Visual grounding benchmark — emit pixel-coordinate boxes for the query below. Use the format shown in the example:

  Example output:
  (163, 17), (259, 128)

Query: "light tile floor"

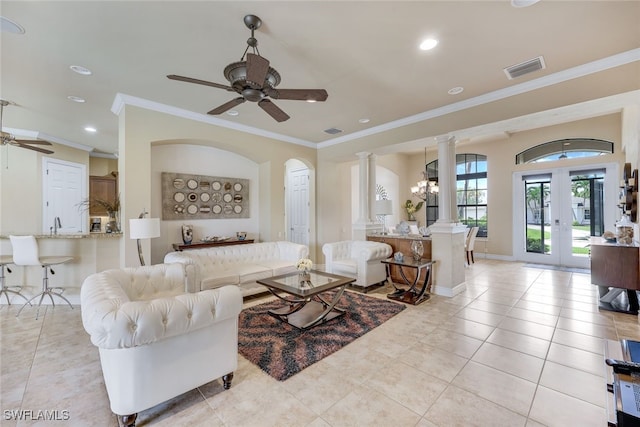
(2, 260), (640, 426)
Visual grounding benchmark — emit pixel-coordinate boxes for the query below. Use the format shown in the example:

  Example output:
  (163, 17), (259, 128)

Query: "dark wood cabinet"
(172, 239), (255, 251)
(367, 235), (432, 284)
(89, 175), (118, 215)
(590, 237), (640, 290)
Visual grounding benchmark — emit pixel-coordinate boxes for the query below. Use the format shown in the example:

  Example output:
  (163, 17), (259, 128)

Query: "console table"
(172, 239), (254, 251)
(590, 237), (640, 314)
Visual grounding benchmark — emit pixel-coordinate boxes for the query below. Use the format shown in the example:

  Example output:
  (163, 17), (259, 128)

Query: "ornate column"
(355, 152), (370, 224)
(430, 135), (467, 297)
(368, 153), (377, 223)
(352, 152), (381, 240)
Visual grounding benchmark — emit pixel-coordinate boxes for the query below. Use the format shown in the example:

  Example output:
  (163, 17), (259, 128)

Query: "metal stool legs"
(16, 264), (73, 319)
(0, 260), (31, 305)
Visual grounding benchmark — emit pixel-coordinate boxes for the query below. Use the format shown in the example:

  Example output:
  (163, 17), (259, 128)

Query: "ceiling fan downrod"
(241, 15), (262, 59)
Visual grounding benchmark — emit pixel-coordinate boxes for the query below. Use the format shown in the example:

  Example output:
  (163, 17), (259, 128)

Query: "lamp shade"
(375, 199), (393, 215)
(129, 218), (160, 239)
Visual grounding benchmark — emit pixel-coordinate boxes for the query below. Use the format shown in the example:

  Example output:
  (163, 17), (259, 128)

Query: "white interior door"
(287, 167), (309, 246)
(513, 163), (617, 269)
(43, 158), (87, 234)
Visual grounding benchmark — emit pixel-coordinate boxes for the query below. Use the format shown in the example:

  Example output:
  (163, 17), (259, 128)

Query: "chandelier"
(411, 148), (438, 201)
(411, 171), (439, 201)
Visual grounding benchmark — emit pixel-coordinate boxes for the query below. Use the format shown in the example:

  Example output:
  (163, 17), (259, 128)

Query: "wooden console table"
(590, 236), (640, 314)
(172, 239), (254, 251)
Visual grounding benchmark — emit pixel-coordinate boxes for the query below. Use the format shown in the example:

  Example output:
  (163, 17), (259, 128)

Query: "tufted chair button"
(187, 312), (193, 319)
(162, 318), (168, 325)
(130, 324), (137, 331)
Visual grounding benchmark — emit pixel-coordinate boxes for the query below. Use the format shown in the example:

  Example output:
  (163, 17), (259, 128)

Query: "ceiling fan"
(167, 14), (328, 122)
(0, 100), (54, 154)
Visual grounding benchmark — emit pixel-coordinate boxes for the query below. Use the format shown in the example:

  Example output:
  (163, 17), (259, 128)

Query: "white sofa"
(164, 241), (309, 297)
(80, 263), (243, 426)
(322, 240), (392, 292)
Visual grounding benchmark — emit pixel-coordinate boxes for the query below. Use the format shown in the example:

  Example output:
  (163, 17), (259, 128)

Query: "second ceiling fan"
(168, 14), (328, 122)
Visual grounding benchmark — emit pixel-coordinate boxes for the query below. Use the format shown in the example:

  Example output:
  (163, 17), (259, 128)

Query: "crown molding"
(110, 94), (316, 148)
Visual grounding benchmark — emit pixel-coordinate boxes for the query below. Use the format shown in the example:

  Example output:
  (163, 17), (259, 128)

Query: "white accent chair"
(322, 240), (392, 292)
(81, 263), (243, 427)
(9, 235), (74, 318)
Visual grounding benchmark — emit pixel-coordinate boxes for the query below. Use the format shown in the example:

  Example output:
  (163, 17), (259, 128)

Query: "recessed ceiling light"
(511, 0), (541, 7)
(448, 87), (464, 95)
(67, 95), (86, 103)
(358, 118), (370, 124)
(419, 38), (438, 51)
(70, 65), (92, 76)
(0, 16), (25, 34)
(84, 126), (97, 133)
(226, 110), (239, 116)
(306, 99), (317, 103)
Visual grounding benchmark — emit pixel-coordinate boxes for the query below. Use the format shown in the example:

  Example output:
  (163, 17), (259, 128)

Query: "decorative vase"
(410, 240), (424, 261)
(107, 211), (119, 233)
(298, 270), (311, 285)
(182, 224), (193, 244)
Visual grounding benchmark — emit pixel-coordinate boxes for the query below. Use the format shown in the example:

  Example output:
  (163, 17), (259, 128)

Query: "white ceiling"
(1, 1), (639, 157)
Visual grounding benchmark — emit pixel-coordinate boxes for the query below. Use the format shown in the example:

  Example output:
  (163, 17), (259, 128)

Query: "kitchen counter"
(0, 234), (122, 306)
(0, 233), (123, 239)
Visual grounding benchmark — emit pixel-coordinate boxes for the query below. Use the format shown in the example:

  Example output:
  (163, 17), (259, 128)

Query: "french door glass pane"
(525, 180), (551, 254)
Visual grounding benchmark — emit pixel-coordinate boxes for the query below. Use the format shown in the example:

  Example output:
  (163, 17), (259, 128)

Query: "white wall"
(150, 144), (259, 264)
(350, 165), (400, 227)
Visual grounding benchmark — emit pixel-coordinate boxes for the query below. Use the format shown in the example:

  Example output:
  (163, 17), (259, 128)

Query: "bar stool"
(9, 235), (74, 318)
(0, 255), (31, 305)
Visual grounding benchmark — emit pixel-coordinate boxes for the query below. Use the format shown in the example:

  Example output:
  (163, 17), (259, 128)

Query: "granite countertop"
(1, 233), (123, 239)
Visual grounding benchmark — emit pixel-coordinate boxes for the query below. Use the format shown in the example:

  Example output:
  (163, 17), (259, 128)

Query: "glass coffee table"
(257, 270), (355, 330)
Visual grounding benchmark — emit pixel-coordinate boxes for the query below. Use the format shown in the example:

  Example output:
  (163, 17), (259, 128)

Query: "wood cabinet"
(89, 175), (118, 215)
(367, 235), (432, 284)
(172, 239), (255, 251)
(590, 237), (640, 290)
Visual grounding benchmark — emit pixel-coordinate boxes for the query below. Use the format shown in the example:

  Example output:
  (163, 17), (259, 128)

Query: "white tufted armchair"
(80, 263), (243, 426)
(322, 240), (392, 292)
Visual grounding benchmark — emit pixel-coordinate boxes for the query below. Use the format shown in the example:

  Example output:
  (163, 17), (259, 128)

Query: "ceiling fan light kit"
(167, 14), (328, 122)
(0, 100), (54, 154)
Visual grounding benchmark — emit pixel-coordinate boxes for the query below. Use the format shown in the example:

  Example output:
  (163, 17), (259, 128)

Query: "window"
(424, 154), (488, 237)
(515, 138), (613, 164)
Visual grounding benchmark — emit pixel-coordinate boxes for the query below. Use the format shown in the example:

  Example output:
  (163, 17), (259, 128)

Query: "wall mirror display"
(162, 172), (249, 220)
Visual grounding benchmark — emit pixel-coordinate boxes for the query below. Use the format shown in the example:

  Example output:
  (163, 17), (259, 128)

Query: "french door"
(513, 163), (618, 269)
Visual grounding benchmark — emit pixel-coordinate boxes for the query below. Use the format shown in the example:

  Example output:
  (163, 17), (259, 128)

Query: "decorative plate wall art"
(162, 172), (250, 220)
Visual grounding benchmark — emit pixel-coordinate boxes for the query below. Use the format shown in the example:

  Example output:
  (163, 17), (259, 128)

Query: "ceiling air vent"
(503, 56), (546, 80)
(324, 127), (343, 135)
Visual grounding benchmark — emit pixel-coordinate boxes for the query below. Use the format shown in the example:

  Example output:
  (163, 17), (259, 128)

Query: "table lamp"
(375, 199), (393, 235)
(129, 211), (160, 266)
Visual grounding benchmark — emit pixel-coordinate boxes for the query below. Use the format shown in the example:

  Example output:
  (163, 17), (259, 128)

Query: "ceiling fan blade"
(207, 97), (246, 115)
(246, 53), (270, 89)
(14, 139), (52, 145)
(14, 142), (54, 155)
(167, 74), (234, 91)
(267, 88), (328, 102)
(258, 99), (290, 122)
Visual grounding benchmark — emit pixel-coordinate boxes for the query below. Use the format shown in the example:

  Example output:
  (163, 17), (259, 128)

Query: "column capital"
(435, 134), (457, 145)
(356, 152), (371, 159)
